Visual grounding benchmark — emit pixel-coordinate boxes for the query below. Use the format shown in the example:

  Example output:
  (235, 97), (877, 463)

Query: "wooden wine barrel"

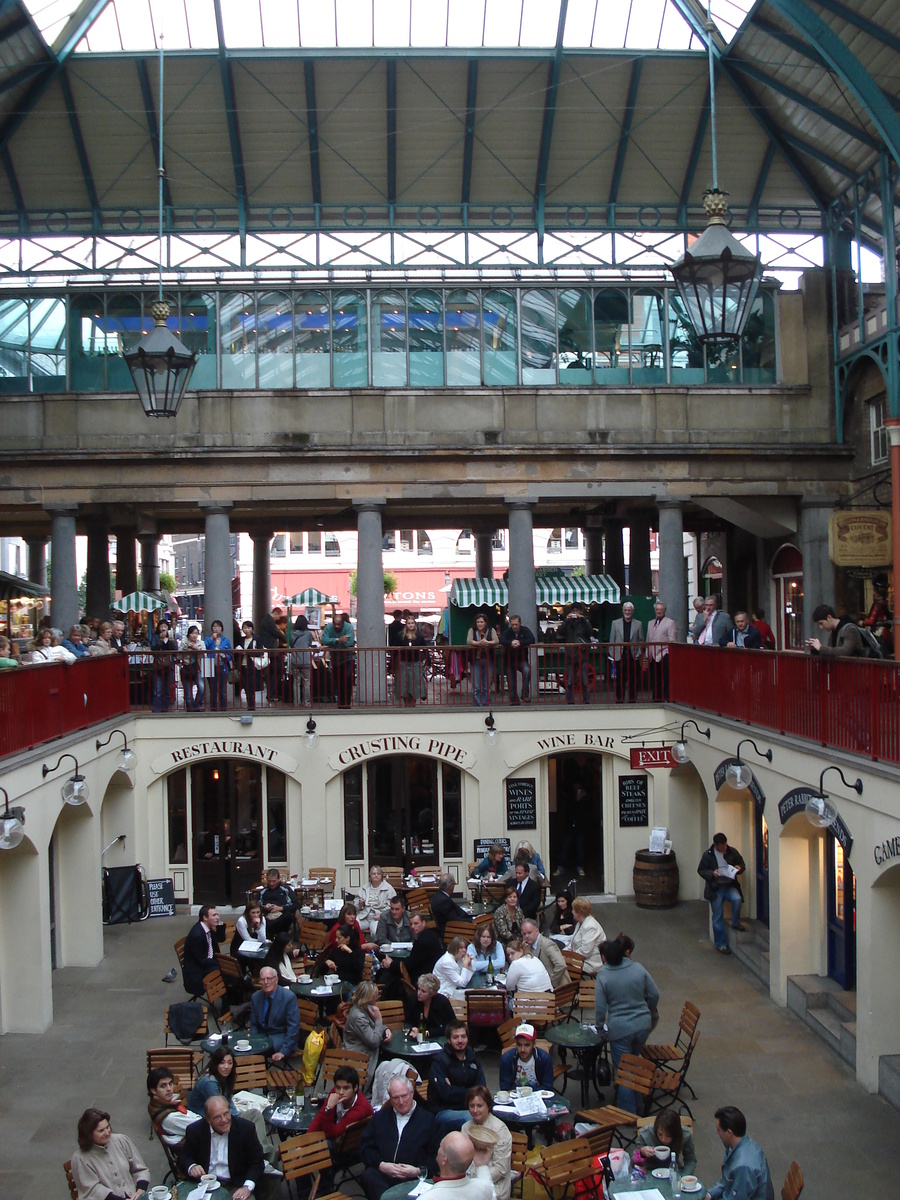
(633, 850), (679, 909)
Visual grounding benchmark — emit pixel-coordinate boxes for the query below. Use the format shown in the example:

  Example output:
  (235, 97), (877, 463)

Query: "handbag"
(202, 657), (216, 678)
(255, 652), (270, 670)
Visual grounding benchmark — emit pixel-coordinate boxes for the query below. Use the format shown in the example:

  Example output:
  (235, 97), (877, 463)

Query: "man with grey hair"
(609, 601), (644, 703)
(432, 1131), (492, 1200)
(647, 599), (677, 700)
(356, 864), (397, 937)
(521, 919), (570, 988)
(178, 1096), (266, 1200)
(360, 1075), (438, 1200)
(431, 873), (472, 939)
(249, 966), (299, 1062)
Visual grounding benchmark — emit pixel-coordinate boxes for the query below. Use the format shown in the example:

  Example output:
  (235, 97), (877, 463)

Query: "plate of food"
(651, 1169), (670, 1179)
(539, 1090), (555, 1099)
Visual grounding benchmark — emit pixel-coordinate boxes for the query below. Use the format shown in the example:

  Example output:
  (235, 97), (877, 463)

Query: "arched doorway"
(342, 755), (463, 874)
(548, 753), (603, 890)
(771, 543), (803, 650)
(826, 831), (855, 989)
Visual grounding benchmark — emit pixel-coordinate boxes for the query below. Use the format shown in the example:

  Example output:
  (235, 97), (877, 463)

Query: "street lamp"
(672, 719), (711, 764)
(0, 787), (25, 850)
(43, 753), (89, 805)
(805, 766), (863, 828)
(725, 738), (772, 790)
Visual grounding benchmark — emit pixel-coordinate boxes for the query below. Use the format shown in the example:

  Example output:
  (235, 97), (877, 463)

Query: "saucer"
(680, 1184), (702, 1194)
(652, 1169), (670, 1179)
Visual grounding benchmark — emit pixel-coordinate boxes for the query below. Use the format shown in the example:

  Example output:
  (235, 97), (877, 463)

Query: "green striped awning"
(536, 574), (621, 606)
(449, 578), (508, 607)
(112, 590), (167, 614)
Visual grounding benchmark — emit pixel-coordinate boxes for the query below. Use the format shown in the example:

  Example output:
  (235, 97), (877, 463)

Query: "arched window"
(332, 290), (367, 387)
(257, 291), (293, 388)
(409, 289), (443, 387)
(295, 290), (330, 388)
(547, 529), (562, 554)
(557, 288), (592, 384)
(521, 289), (556, 385)
(220, 292), (256, 388)
(417, 530), (433, 556)
(373, 289), (407, 386)
(628, 289), (666, 384)
(593, 288), (629, 384)
(482, 290), (517, 385)
(179, 293), (216, 388)
(446, 289), (481, 385)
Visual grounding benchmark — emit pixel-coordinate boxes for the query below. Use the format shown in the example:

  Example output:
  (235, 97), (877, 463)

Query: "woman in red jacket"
(308, 1064), (373, 1141)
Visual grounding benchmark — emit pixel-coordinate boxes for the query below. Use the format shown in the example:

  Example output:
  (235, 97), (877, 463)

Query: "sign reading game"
(506, 778), (537, 830)
(618, 775), (649, 827)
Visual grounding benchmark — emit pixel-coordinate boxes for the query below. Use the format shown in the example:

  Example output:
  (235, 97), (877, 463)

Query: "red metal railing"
(0, 655), (130, 759)
(668, 644), (900, 764)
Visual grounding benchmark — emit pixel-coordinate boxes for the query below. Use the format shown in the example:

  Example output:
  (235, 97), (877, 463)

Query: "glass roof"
(21, 0), (756, 54)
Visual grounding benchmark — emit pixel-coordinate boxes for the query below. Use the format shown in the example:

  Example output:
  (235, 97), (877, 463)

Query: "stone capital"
(44, 503), (78, 516)
(353, 500), (386, 513)
(199, 501), (234, 516)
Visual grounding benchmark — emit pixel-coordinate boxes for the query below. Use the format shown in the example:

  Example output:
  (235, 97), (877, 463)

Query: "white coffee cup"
(496, 1090), (510, 1103)
(518, 1086), (533, 1097)
(655, 1146), (671, 1163)
(151, 1186), (169, 1200)
(200, 1174), (217, 1188)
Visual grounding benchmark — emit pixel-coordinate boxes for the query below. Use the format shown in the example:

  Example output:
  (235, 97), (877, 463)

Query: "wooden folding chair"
(146, 1046), (203, 1088)
(298, 997), (321, 1035)
(331, 1113), (373, 1184)
(152, 1122), (183, 1182)
(164, 1003), (208, 1045)
(449, 996), (466, 1021)
(404, 887), (431, 915)
(321, 1048), (369, 1092)
(376, 999), (406, 1029)
(782, 1161), (804, 1200)
(646, 1035), (700, 1118)
(509, 1131), (529, 1199)
(533, 1137), (603, 1200)
(444, 920), (476, 946)
(512, 990), (556, 1031)
(308, 868), (337, 896)
(553, 982), (578, 1022)
(174, 937), (199, 998)
(642, 1001), (701, 1098)
(299, 920), (328, 957)
(399, 963), (416, 996)
(466, 989), (508, 1034)
(473, 911), (494, 931)
(575, 976), (595, 1021)
(202, 970), (235, 1032)
(561, 949), (585, 984)
(234, 1053), (269, 1092)
(63, 1160), (79, 1200)
(383, 867), (404, 891)
(279, 1132), (355, 1200)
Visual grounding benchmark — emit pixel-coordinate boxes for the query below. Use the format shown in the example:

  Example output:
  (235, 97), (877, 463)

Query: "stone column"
(799, 500), (836, 641)
(251, 532), (274, 632)
(584, 527), (604, 577)
(474, 531), (494, 579)
(112, 528), (137, 596)
(629, 516), (653, 596)
(507, 502), (537, 637)
(48, 506), (78, 631)
(356, 503), (386, 702)
(201, 504), (234, 632)
(139, 529), (160, 593)
(604, 519), (626, 592)
(657, 501), (688, 640)
(85, 519), (111, 619)
(27, 536), (48, 619)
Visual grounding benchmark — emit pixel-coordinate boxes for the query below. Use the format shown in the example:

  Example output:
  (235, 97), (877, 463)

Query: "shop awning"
(0, 571), (49, 602)
(112, 590), (166, 614)
(290, 588), (338, 606)
(536, 574), (620, 606)
(449, 578), (508, 607)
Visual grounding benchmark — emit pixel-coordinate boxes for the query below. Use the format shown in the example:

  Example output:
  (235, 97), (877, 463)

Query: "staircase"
(787, 974), (857, 1068)
(730, 919), (769, 986)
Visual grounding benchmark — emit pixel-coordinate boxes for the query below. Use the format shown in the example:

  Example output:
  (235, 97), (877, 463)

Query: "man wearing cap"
(499, 1024), (555, 1092)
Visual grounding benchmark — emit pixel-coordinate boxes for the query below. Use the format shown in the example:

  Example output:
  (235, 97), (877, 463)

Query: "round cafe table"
(288, 978), (343, 1021)
(383, 1030), (446, 1064)
(263, 1101), (316, 1139)
(200, 1033), (272, 1056)
(175, 1181), (236, 1199)
(543, 1023), (608, 1107)
(492, 1089), (571, 1148)
(380, 1180), (423, 1200)
(609, 1173), (706, 1197)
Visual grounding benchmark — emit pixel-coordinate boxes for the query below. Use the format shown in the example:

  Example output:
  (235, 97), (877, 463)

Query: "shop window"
(220, 291), (256, 388)
(179, 293), (216, 388)
(373, 289), (407, 386)
(456, 529), (474, 555)
(257, 291), (293, 388)
(417, 530), (433, 555)
(266, 768), (287, 862)
(271, 534), (286, 557)
(547, 528), (562, 554)
(409, 288), (443, 387)
(565, 528), (579, 549)
(325, 533), (340, 557)
(167, 772), (188, 864)
(383, 530), (397, 551)
(871, 398), (889, 466)
(629, 289), (666, 384)
(491, 530), (505, 550)
(521, 289), (557, 385)
(557, 288), (592, 384)
(343, 765), (364, 859)
(308, 531), (322, 554)
(399, 529), (414, 552)
(289, 532), (304, 554)
(442, 764), (462, 858)
(593, 288), (629, 383)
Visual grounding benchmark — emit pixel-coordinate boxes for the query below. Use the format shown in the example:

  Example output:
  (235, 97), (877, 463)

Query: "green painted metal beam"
(59, 68), (100, 232)
(608, 59), (642, 213)
(135, 58), (174, 216)
(461, 60), (477, 207)
(212, 0), (247, 247)
(678, 79), (710, 223)
(0, 146), (26, 233)
(386, 60), (397, 208)
(768, 0), (900, 173)
(748, 141), (776, 224)
(304, 61), (322, 210)
(533, 0), (568, 258)
(812, 0), (900, 58)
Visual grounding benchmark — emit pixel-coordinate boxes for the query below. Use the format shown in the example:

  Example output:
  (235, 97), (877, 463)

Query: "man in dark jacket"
(511, 861), (541, 920)
(697, 834), (747, 955)
(806, 604), (867, 657)
(720, 611), (762, 649)
(500, 614), (536, 704)
(559, 604), (594, 704)
(431, 874), (473, 939)
(179, 1097), (269, 1200)
(182, 905), (226, 996)
(259, 868), (298, 937)
(404, 911), (444, 982)
(428, 1020), (486, 1133)
(360, 1075), (437, 1200)
(499, 1023), (555, 1091)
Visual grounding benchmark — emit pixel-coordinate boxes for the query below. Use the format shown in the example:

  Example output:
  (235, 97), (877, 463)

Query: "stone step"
(878, 1054), (900, 1113)
(827, 990), (856, 1025)
(806, 1004), (844, 1056)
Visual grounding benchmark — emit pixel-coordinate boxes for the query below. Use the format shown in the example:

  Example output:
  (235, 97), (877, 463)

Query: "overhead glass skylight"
(51, 0), (755, 54)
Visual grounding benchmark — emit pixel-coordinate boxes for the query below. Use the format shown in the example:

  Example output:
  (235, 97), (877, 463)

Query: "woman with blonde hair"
(504, 939), (552, 994)
(403, 972), (455, 1038)
(342, 980), (391, 1089)
(570, 896), (606, 976)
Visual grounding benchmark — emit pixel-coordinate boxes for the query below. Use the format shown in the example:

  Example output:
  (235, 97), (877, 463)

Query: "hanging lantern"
(124, 301), (197, 417)
(670, 189), (763, 342)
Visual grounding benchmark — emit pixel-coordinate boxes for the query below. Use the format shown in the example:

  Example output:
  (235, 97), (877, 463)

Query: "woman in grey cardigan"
(594, 936), (660, 1113)
(342, 981), (390, 1092)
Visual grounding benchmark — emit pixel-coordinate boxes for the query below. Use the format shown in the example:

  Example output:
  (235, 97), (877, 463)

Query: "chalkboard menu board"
(473, 837), (512, 861)
(618, 775), (649, 827)
(506, 778), (537, 830)
(147, 877), (176, 918)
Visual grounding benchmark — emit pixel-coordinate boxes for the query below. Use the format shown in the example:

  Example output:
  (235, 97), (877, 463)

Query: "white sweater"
(505, 955), (553, 993)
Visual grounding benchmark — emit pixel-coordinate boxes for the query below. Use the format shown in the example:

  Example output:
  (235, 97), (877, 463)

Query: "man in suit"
(520, 919), (570, 988)
(360, 1075), (438, 1200)
(249, 966), (299, 1062)
(647, 599), (678, 700)
(178, 1096), (269, 1200)
(431, 874), (473, 939)
(182, 905), (226, 997)
(431, 1132), (492, 1200)
(404, 911), (445, 983)
(511, 861), (540, 920)
(609, 601), (644, 703)
(720, 611), (762, 650)
(694, 595), (733, 647)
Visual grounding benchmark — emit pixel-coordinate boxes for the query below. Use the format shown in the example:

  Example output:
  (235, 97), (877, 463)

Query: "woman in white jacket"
(434, 937), (474, 997)
(570, 896), (606, 976)
(504, 941), (552, 994)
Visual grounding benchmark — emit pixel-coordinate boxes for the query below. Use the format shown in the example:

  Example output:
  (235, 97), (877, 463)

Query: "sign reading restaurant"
(151, 741), (298, 774)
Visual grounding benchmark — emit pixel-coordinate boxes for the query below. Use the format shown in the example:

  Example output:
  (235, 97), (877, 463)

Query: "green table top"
(376, 946), (411, 959)
(379, 1181), (422, 1200)
(492, 1090), (570, 1126)
(609, 1174), (705, 1197)
(468, 971), (508, 990)
(544, 1023), (606, 1049)
(263, 1102), (315, 1134)
(385, 1030), (447, 1059)
(289, 980), (343, 1000)
(174, 1182), (235, 1199)
(200, 1033), (271, 1055)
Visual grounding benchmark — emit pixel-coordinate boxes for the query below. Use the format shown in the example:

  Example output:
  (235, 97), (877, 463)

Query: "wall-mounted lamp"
(42, 753), (89, 805)
(96, 728), (137, 773)
(725, 738), (773, 790)
(305, 715), (319, 748)
(484, 711), (497, 743)
(0, 786), (25, 850)
(672, 720), (711, 764)
(805, 766), (863, 828)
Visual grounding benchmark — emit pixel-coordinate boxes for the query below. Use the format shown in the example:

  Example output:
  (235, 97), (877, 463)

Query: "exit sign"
(630, 747), (676, 769)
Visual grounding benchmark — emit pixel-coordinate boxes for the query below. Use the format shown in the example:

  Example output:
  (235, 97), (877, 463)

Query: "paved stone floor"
(2, 898), (898, 1199)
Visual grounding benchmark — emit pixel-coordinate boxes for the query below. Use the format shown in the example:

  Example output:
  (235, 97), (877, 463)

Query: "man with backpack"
(805, 604), (870, 658)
